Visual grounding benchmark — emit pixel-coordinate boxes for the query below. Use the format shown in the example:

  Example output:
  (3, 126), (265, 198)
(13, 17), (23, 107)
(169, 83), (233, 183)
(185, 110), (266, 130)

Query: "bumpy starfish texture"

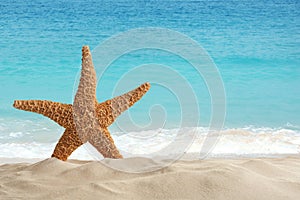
(13, 46), (150, 161)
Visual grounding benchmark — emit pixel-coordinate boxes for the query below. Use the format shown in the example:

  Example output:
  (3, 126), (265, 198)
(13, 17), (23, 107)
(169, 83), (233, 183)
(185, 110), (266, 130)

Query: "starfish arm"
(74, 45), (97, 102)
(96, 82), (151, 127)
(13, 100), (73, 128)
(72, 46), (123, 158)
(51, 128), (83, 161)
(73, 46), (99, 142)
(88, 127), (123, 159)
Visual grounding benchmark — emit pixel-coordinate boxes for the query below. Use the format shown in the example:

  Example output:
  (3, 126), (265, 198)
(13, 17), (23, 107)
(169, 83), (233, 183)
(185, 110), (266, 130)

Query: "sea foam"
(0, 124), (299, 160)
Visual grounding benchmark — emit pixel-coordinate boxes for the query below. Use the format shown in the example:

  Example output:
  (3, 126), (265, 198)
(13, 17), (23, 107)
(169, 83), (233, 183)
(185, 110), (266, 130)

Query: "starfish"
(13, 46), (150, 161)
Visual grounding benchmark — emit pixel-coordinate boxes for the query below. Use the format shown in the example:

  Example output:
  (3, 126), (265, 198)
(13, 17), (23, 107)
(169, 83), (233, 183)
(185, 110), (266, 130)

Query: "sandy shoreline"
(1, 156), (300, 200)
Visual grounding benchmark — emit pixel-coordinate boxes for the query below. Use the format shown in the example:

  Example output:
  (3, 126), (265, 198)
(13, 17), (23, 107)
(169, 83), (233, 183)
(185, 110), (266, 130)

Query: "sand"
(0, 157), (300, 200)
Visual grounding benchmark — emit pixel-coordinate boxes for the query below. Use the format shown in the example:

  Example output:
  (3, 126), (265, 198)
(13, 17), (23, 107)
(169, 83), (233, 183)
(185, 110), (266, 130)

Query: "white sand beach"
(1, 156), (300, 200)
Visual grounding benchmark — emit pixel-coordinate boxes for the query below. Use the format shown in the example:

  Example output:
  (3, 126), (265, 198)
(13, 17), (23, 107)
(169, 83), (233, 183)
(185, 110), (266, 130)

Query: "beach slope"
(0, 157), (300, 200)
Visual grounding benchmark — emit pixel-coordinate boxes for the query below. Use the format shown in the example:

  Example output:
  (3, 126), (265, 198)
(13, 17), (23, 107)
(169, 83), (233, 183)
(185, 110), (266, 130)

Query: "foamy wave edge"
(0, 126), (299, 160)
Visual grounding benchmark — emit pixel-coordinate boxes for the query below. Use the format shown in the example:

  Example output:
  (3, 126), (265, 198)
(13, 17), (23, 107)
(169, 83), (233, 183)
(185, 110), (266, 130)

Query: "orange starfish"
(13, 46), (150, 161)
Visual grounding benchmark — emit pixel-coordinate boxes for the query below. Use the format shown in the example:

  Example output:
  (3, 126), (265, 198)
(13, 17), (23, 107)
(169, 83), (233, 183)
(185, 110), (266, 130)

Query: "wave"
(0, 121), (299, 159)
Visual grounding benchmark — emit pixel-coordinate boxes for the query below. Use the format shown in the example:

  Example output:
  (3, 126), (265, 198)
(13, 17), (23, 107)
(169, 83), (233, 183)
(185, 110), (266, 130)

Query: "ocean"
(0, 0), (299, 159)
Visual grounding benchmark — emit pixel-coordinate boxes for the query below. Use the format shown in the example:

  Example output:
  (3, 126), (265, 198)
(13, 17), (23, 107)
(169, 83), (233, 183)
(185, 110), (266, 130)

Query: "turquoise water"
(0, 0), (299, 158)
